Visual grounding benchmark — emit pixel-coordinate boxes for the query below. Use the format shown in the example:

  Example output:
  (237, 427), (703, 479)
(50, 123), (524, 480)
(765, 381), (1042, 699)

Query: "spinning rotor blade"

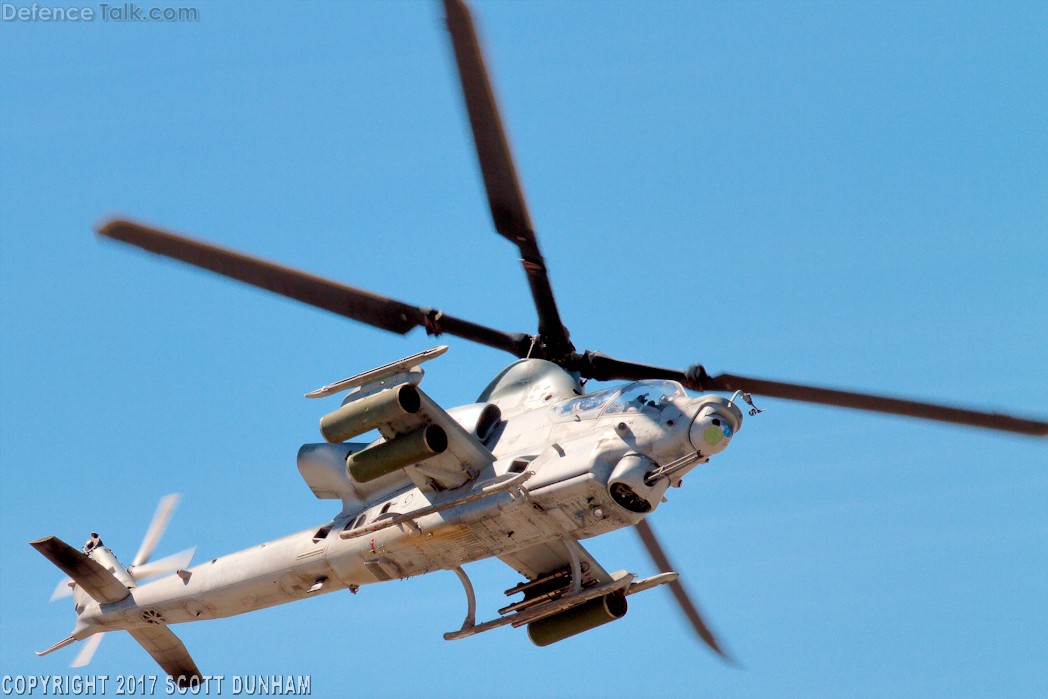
(98, 220), (530, 358)
(71, 633), (105, 669)
(574, 352), (1048, 436)
(692, 370), (1048, 436)
(132, 493), (180, 569)
(50, 578), (74, 601)
(443, 0), (572, 358)
(131, 547), (196, 581)
(635, 519), (729, 659)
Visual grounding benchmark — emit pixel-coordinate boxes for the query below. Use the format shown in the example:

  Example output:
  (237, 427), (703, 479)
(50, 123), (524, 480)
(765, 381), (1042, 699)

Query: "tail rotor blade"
(635, 519), (731, 660)
(131, 547), (196, 581)
(132, 494), (181, 568)
(50, 577), (75, 601)
(70, 633), (105, 668)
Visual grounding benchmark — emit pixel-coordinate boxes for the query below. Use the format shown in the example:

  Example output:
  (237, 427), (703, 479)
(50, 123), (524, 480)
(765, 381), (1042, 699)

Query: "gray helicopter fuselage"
(71, 360), (741, 639)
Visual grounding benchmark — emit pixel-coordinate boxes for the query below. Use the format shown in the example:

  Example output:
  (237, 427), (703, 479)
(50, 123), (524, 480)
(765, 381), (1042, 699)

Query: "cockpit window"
(601, 381), (684, 416)
(551, 387), (618, 420)
(551, 381), (684, 420)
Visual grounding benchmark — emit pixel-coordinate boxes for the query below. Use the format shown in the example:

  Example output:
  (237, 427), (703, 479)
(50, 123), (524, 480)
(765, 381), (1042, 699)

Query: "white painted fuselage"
(69, 360), (742, 642)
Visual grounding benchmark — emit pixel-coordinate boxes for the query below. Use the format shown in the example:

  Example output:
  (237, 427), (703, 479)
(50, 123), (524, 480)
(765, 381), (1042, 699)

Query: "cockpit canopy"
(552, 380), (686, 421)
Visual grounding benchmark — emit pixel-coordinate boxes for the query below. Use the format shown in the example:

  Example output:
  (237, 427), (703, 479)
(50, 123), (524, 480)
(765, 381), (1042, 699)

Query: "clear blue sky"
(2, 1), (1046, 697)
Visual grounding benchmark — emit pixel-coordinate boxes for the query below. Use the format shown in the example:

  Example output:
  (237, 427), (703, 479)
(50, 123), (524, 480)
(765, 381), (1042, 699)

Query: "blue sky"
(1, 1), (1046, 697)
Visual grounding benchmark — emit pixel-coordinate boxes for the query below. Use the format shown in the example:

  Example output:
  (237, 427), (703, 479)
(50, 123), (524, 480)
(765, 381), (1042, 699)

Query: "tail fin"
(128, 626), (202, 687)
(29, 536), (130, 604)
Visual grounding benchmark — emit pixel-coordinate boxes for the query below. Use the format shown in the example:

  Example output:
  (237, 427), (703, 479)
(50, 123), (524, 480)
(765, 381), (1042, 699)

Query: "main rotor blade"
(132, 493), (180, 568)
(443, 0), (572, 357)
(98, 220), (530, 358)
(695, 370), (1048, 436)
(574, 352), (1048, 437)
(635, 519), (730, 659)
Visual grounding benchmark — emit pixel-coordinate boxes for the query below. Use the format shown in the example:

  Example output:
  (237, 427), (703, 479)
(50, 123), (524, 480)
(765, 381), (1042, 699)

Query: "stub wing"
(499, 540), (613, 588)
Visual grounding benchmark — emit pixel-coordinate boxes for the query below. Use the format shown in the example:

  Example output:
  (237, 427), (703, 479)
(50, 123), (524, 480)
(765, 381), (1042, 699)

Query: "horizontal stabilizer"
(128, 625), (202, 687)
(29, 536), (130, 604)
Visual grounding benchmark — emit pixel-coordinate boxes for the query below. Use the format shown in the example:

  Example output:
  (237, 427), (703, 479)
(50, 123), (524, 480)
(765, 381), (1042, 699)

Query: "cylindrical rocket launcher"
(346, 424), (448, 483)
(318, 383), (449, 483)
(526, 592), (628, 646)
(319, 383), (422, 443)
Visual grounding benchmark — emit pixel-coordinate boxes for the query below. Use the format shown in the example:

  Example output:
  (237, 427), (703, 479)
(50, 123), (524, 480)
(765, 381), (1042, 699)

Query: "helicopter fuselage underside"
(75, 374), (741, 638)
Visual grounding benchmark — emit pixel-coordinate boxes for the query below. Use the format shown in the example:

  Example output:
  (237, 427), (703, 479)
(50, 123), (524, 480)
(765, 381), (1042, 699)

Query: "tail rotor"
(44, 493), (195, 671)
(70, 633), (104, 668)
(51, 493), (194, 602)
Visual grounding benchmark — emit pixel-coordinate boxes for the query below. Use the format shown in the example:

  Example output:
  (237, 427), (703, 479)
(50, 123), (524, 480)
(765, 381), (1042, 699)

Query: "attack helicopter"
(31, 0), (1047, 686)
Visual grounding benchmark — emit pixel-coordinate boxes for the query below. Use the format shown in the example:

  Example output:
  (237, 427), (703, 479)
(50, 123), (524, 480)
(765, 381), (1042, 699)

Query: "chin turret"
(688, 396), (744, 457)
